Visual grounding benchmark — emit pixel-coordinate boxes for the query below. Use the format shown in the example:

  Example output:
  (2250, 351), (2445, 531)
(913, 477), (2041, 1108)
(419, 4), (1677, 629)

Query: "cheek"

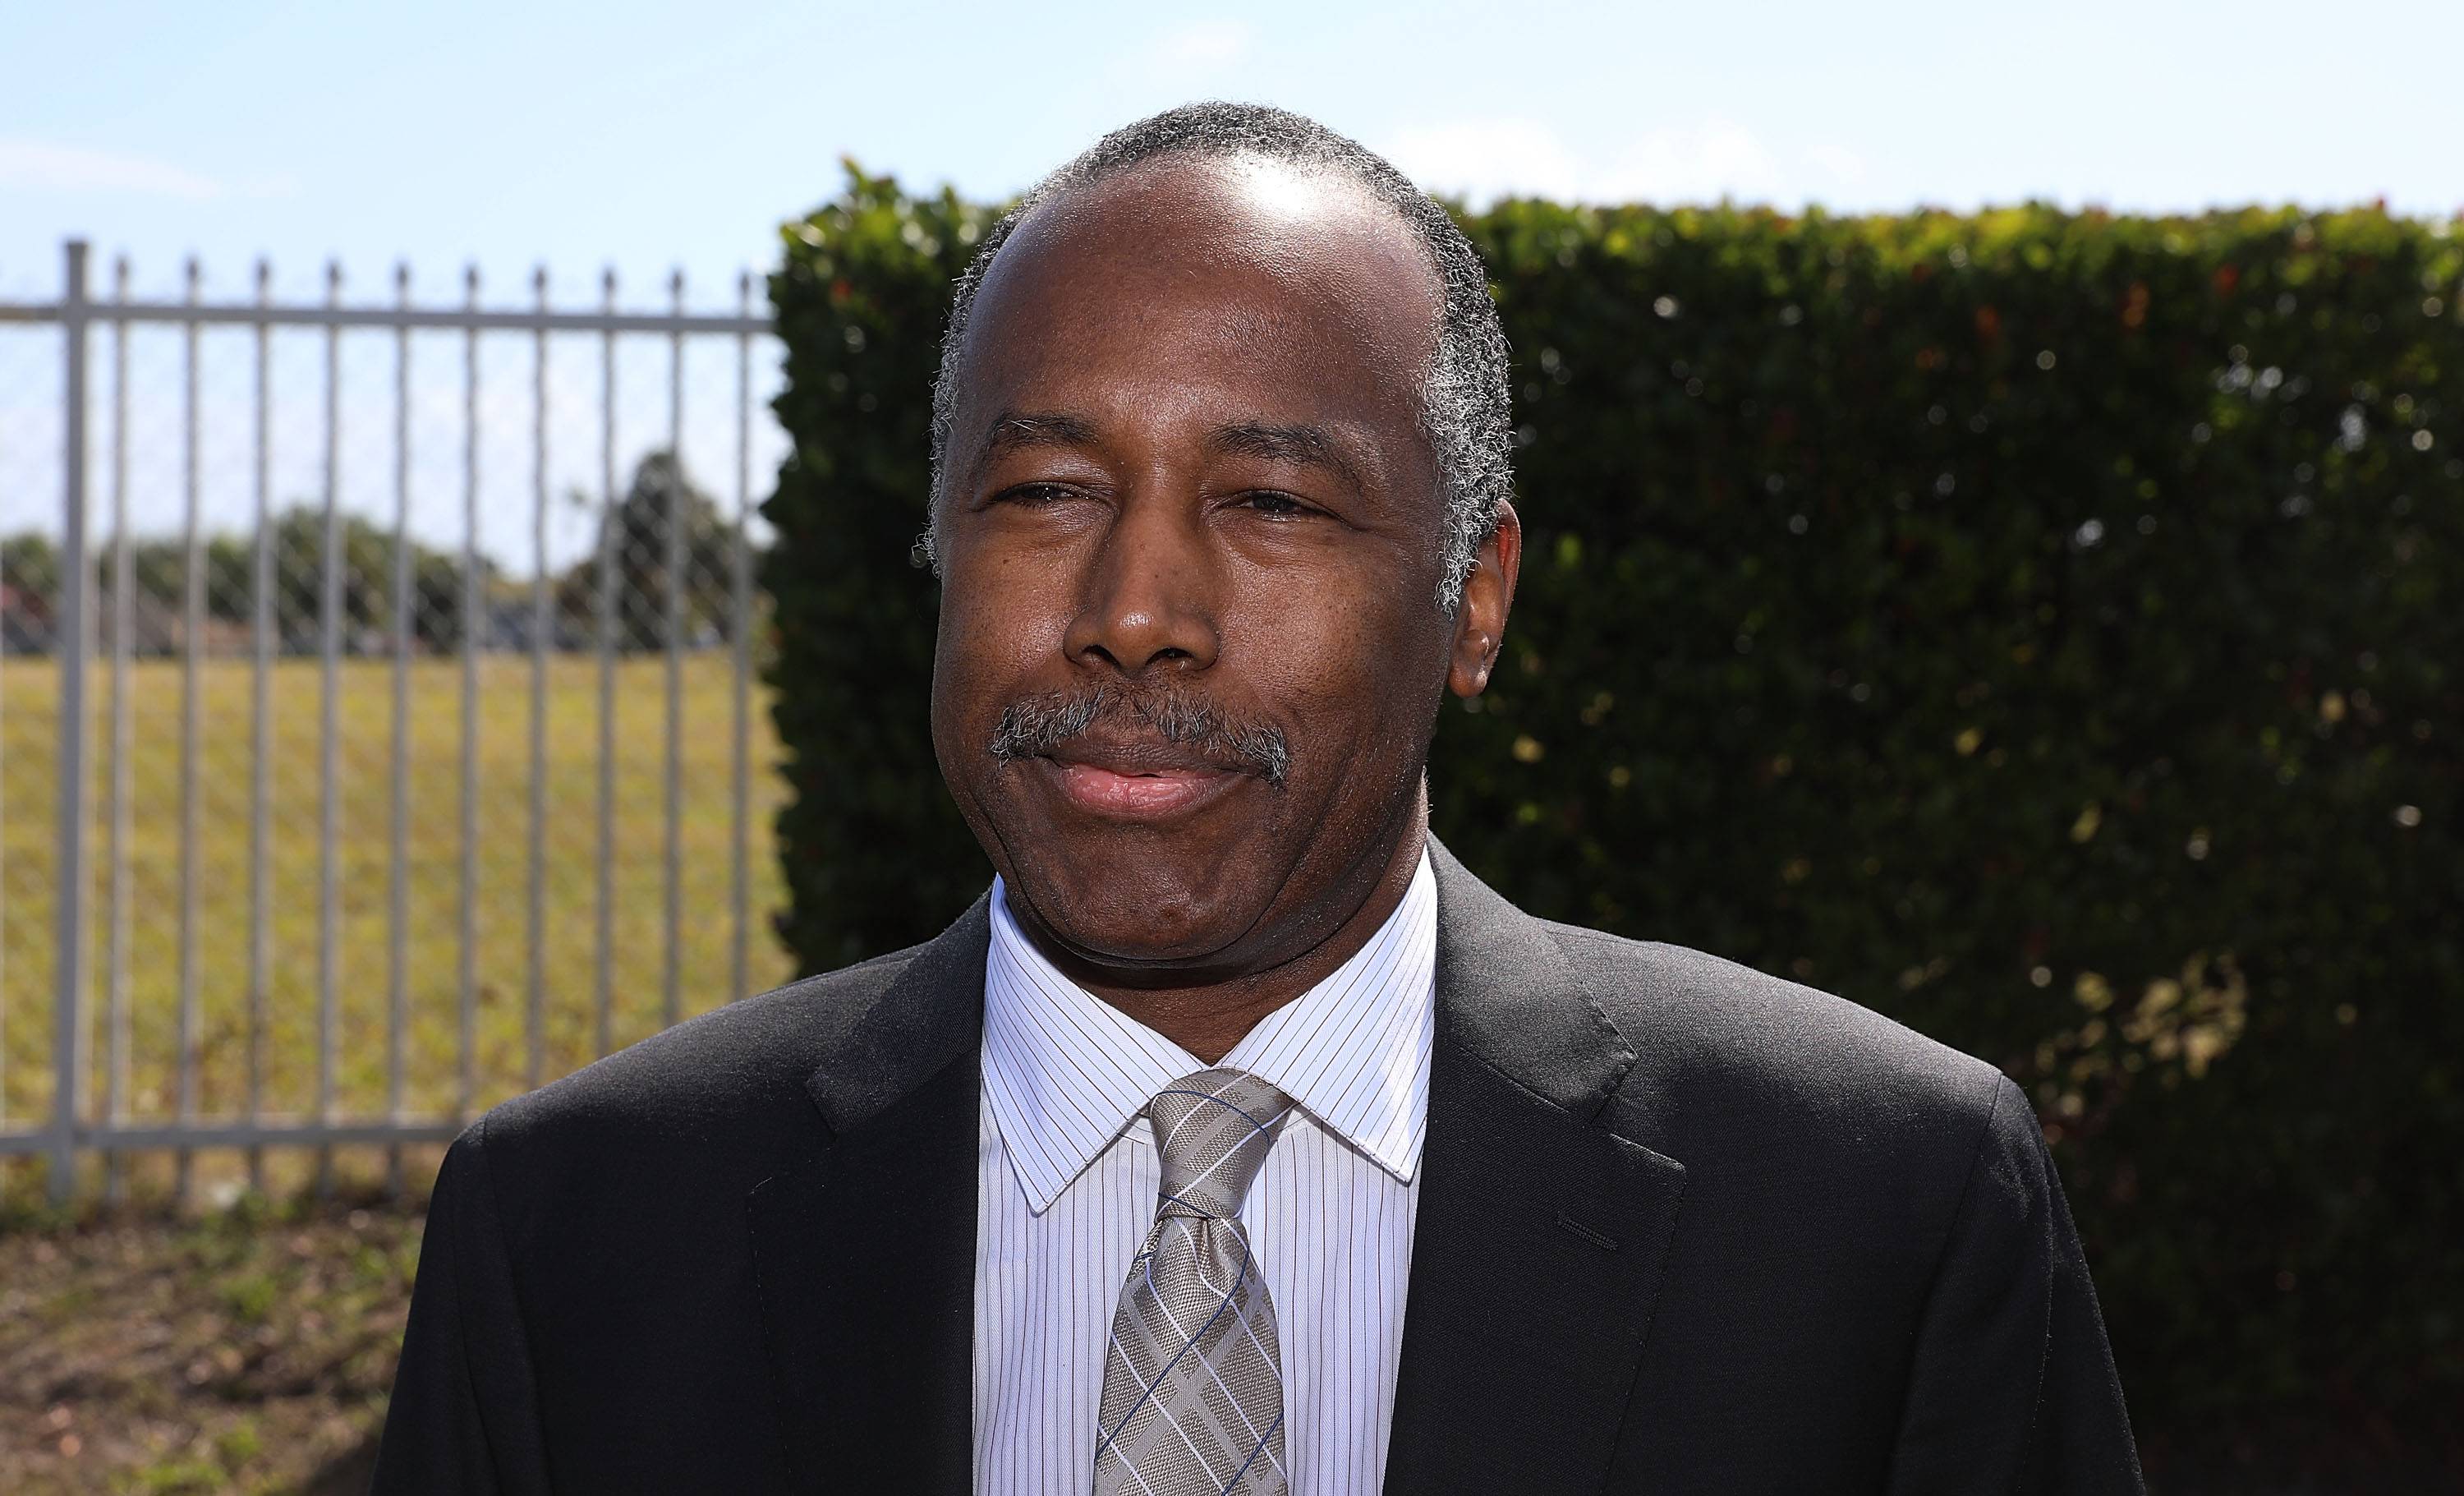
(1230, 573), (1442, 748)
(935, 552), (1071, 713)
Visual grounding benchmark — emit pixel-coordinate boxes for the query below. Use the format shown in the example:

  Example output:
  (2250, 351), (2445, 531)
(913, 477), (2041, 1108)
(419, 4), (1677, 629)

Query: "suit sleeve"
(371, 1120), (554, 1494)
(1886, 1076), (2145, 1496)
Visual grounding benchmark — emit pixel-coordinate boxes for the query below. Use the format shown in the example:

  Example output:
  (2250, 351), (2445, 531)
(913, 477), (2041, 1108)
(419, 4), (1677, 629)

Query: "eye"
(1234, 490), (1311, 518)
(993, 481), (1081, 507)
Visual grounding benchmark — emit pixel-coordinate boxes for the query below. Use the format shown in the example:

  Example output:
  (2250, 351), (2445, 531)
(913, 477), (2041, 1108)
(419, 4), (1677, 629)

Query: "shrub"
(765, 165), (2464, 1425)
(763, 168), (998, 974)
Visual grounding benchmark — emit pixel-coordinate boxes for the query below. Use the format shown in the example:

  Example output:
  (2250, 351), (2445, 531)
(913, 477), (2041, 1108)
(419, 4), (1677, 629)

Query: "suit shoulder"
(1543, 920), (2013, 1141)
(472, 940), (931, 1156)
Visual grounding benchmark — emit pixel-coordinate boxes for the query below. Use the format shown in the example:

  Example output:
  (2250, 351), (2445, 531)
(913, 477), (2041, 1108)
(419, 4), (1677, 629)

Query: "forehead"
(952, 156), (1443, 470)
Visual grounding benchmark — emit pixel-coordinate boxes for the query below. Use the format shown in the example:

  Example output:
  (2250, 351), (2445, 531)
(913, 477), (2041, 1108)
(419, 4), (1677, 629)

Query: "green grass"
(1, 653), (796, 1199)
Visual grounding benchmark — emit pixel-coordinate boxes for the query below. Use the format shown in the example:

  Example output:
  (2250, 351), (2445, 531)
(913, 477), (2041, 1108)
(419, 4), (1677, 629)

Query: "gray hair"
(925, 101), (1513, 612)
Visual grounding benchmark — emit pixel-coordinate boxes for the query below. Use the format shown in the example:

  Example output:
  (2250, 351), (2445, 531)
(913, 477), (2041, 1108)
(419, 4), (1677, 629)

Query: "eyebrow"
(969, 410), (1103, 490)
(1206, 420), (1372, 498)
(966, 410), (1373, 499)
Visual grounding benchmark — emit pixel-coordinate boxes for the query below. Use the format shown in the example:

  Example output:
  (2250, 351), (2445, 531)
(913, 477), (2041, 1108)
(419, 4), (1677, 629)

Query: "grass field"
(0, 652), (798, 1200)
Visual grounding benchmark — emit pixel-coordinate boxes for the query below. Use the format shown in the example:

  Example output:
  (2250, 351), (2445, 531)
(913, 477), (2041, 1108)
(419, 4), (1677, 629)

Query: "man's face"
(931, 156), (1510, 979)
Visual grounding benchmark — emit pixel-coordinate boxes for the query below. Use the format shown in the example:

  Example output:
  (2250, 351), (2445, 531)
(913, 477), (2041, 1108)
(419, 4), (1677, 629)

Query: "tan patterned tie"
(1092, 1068), (1293, 1496)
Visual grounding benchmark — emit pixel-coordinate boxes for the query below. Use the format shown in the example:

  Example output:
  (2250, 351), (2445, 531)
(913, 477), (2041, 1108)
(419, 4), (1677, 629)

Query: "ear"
(1448, 498), (1521, 698)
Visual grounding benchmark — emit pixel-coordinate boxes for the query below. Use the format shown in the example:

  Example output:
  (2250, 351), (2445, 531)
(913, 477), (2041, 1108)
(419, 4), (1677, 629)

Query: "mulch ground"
(1, 1195), (418, 1494)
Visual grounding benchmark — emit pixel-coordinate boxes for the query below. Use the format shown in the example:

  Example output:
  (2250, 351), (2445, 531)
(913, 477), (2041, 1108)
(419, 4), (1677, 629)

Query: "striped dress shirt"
(973, 849), (1437, 1496)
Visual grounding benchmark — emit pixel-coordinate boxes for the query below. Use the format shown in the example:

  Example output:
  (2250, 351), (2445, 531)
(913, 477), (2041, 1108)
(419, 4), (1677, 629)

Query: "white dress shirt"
(973, 849), (1437, 1496)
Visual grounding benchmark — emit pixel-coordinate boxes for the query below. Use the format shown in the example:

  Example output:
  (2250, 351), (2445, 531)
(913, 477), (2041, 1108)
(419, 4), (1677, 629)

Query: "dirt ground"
(0, 1194), (416, 1495)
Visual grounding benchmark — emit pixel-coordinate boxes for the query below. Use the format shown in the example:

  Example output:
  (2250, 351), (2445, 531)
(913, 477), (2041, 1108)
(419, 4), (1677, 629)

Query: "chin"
(1009, 845), (1265, 967)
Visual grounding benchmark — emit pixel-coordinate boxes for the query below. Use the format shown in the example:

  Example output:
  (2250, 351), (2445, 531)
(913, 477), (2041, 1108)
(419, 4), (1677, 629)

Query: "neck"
(1018, 796), (1429, 1065)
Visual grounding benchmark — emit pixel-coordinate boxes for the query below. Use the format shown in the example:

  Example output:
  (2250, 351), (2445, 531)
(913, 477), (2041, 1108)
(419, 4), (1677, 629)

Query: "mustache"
(987, 685), (1291, 787)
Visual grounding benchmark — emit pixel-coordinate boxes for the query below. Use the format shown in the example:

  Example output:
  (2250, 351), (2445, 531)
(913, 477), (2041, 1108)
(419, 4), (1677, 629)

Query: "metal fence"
(0, 239), (791, 1205)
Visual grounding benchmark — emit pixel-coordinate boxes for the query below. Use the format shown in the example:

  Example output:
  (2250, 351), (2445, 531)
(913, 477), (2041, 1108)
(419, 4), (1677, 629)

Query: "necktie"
(1093, 1067), (1293, 1496)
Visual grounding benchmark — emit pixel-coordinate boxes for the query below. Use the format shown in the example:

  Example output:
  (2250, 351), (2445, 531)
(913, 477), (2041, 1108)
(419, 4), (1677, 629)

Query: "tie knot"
(1146, 1068), (1290, 1222)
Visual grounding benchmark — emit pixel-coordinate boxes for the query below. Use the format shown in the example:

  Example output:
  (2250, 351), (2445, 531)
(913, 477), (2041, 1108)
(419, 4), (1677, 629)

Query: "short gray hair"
(926, 101), (1513, 612)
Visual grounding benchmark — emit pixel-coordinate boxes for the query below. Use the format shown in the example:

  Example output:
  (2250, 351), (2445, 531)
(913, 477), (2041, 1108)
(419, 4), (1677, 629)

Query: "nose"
(1063, 493), (1221, 679)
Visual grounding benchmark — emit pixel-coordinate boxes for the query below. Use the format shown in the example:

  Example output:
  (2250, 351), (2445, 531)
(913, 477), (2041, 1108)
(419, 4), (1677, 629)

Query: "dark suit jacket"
(373, 841), (2141, 1494)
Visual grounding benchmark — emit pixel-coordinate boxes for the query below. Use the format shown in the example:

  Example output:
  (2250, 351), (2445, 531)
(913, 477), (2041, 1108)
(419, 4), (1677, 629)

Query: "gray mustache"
(988, 687), (1291, 787)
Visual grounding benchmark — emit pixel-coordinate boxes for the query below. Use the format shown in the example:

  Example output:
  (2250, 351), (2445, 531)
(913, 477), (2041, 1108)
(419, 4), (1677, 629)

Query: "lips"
(1035, 739), (1247, 821)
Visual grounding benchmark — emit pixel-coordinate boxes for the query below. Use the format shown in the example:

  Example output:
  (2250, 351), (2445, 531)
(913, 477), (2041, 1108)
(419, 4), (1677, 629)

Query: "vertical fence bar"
(10, 243), (773, 1193)
(595, 270), (615, 1059)
(315, 261), (342, 1197)
(1, 322), (7, 1135)
(0, 298), (7, 1134)
(663, 270), (683, 1032)
(457, 266), (479, 1121)
(730, 271), (752, 1006)
(102, 254), (131, 1204)
(48, 239), (94, 1206)
(175, 257), (202, 1203)
(387, 262), (411, 1197)
(1, 376), (6, 1132)
(527, 268), (549, 1092)
(246, 258), (270, 1194)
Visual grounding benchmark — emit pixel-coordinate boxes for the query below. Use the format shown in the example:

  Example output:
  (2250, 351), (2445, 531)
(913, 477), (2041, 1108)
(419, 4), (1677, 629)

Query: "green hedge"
(763, 166), (2463, 1426)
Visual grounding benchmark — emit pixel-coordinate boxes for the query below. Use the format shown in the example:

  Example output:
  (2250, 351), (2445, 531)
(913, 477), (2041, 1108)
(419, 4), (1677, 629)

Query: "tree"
(7, 517), (489, 652)
(557, 449), (743, 651)
(2, 531), (62, 599)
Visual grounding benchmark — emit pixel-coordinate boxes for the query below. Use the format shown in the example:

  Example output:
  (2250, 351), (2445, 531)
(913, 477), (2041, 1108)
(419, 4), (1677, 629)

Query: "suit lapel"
(1384, 843), (1688, 1494)
(745, 896), (990, 1495)
(738, 846), (1686, 1493)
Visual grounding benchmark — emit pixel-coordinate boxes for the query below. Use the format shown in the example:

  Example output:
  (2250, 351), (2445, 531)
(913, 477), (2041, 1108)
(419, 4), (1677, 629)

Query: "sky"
(2, 0), (2456, 568)
(5, 0), (2457, 303)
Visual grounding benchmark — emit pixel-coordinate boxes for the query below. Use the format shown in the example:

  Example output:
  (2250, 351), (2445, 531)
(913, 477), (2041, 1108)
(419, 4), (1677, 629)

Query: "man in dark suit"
(376, 103), (2140, 1494)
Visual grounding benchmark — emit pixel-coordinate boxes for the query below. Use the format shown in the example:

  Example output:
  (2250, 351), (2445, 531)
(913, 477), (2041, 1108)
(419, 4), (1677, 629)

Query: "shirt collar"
(981, 848), (1437, 1213)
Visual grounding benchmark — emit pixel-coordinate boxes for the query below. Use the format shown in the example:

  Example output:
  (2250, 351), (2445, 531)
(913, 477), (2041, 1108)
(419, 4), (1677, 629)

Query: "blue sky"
(3, 2), (2453, 567)
(6, 0), (2457, 303)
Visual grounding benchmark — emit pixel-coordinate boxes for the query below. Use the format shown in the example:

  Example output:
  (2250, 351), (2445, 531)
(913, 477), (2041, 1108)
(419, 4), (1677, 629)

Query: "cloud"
(1141, 18), (1255, 73)
(0, 140), (295, 200)
(0, 140), (225, 199)
(1378, 119), (1588, 203)
(1380, 117), (1863, 209)
(1597, 122), (1786, 205)
(1805, 142), (1869, 188)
